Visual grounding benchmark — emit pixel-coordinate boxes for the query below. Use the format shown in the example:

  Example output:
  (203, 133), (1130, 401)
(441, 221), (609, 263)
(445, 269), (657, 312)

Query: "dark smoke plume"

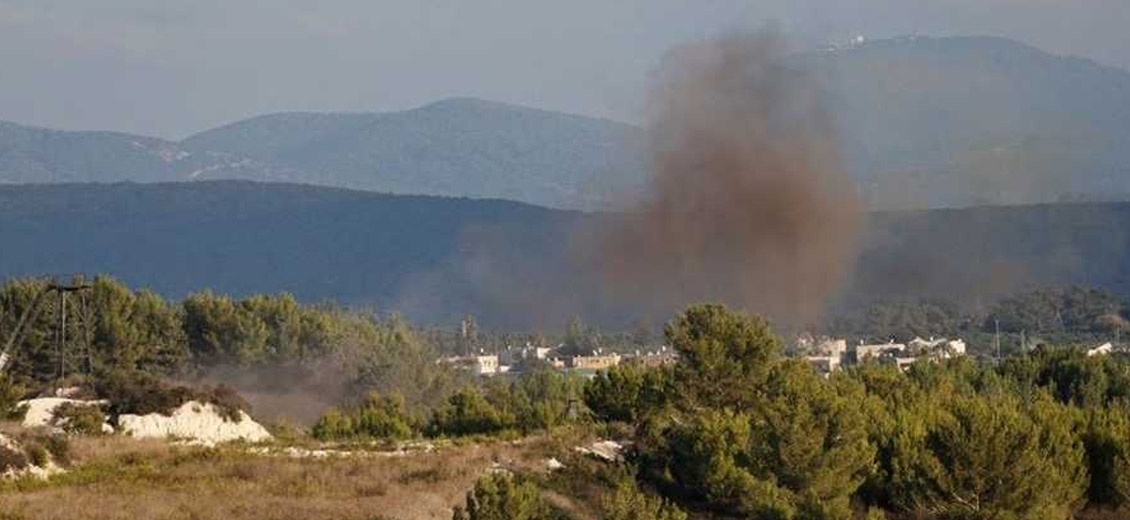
(395, 29), (864, 328)
(595, 30), (862, 323)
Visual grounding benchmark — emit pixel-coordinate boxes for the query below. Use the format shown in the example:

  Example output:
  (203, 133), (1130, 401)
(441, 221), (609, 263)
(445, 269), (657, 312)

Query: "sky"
(0, 0), (1127, 139)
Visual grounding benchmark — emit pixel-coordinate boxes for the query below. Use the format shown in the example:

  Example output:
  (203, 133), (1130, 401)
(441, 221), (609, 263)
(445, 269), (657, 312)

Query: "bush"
(311, 391), (415, 441)
(196, 384), (250, 422)
(52, 402), (107, 435)
(355, 392), (414, 440)
(23, 442), (48, 467)
(43, 435), (70, 466)
(311, 408), (355, 440)
(601, 480), (687, 520)
(0, 374), (27, 418)
(429, 387), (505, 437)
(0, 444), (28, 473)
(451, 473), (555, 520)
(94, 370), (248, 422)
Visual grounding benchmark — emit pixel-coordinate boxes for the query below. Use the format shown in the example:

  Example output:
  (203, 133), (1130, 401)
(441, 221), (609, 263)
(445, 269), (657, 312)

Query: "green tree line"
(577, 303), (1130, 520)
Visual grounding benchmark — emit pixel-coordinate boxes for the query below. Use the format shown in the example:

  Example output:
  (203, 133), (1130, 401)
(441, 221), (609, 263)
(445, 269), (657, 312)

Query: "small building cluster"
(440, 343), (678, 377)
(800, 335), (968, 376)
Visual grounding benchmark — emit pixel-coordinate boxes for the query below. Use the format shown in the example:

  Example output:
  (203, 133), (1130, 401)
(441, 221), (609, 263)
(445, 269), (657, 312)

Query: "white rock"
(16, 397), (109, 431)
(545, 457), (565, 471)
(117, 400), (271, 446)
(574, 440), (625, 462)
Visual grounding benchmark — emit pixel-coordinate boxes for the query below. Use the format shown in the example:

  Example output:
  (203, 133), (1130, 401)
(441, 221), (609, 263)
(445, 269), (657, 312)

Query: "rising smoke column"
(597, 30), (862, 323)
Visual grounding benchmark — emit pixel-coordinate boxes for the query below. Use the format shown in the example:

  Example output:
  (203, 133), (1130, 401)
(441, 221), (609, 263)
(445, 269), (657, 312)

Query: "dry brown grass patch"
(0, 434), (555, 520)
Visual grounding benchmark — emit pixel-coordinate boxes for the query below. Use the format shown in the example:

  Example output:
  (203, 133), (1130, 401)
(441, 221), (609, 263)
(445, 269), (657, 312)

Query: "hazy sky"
(0, 0), (1126, 139)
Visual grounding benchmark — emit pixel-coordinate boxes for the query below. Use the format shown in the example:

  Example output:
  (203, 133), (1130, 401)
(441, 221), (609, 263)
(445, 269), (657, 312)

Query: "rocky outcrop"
(117, 401), (271, 446)
(17, 397), (113, 433)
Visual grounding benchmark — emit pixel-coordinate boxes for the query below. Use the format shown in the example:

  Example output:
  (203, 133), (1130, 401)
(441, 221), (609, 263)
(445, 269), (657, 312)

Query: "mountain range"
(2, 181), (1127, 327)
(2, 36), (1129, 210)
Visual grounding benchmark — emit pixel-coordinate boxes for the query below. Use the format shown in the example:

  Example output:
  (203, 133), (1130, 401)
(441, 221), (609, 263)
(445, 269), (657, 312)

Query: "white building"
(806, 355), (842, 376)
(1088, 343), (1114, 357)
(856, 342), (906, 362)
(471, 355), (500, 376)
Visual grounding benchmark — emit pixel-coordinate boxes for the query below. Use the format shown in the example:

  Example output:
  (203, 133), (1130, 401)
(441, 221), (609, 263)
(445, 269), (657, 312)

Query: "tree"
(1084, 404), (1130, 507)
(634, 304), (872, 520)
(509, 369), (579, 432)
(886, 392), (1086, 520)
(585, 362), (648, 423)
(664, 303), (782, 410)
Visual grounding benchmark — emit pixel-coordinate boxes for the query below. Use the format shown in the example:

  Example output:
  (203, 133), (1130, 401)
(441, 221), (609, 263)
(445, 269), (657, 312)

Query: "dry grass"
(0, 432), (569, 520)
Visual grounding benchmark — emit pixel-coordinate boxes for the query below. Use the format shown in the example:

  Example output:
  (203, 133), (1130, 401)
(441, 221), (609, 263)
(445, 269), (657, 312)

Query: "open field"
(0, 429), (590, 520)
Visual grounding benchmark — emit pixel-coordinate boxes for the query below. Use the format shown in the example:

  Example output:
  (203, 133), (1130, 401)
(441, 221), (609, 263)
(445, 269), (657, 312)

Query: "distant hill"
(180, 98), (648, 210)
(1, 182), (1128, 326)
(1, 36), (1128, 209)
(0, 121), (279, 185)
(793, 36), (1130, 208)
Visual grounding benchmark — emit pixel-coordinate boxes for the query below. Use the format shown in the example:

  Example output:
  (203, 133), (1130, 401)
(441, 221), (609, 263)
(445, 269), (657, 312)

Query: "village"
(441, 331), (1130, 379)
(440, 334), (973, 378)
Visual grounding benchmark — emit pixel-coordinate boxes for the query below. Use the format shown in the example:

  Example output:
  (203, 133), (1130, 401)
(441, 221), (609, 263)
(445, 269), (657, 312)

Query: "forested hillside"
(0, 121), (277, 184)
(794, 36), (1130, 208)
(1, 182), (1129, 326)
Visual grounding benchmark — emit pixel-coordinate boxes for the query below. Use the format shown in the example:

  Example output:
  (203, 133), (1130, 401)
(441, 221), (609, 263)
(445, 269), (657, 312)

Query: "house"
(856, 342), (906, 362)
(908, 337), (945, 350)
(1088, 343), (1114, 357)
(471, 355), (500, 376)
(499, 344), (554, 366)
(802, 338), (848, 375)
(894, 357), (919, 371)
(944, 339), (967, 358)
(568, 352), (622, 371)
(627, 346), (679, 368)
(806, 355), (841, 376)
(439, 354), (503, 376)
(908, 337), (967, 359)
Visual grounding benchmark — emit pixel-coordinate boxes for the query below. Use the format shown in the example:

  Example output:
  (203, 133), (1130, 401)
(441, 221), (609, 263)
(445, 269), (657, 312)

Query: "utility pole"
(995, 319), (1001, 363)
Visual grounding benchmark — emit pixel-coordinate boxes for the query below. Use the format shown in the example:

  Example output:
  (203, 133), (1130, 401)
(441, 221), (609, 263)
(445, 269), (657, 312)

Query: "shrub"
(43, 435), (70, 466)
(196, 384), (249, 422)
(6, 403), (29, 422)
(311, 391), (415, 441)
(311, 408), (356, 440)
(94, 370), (248, 422)
(601, 479), (687, 520)
(451, 473), (554, 520)
(23, 442), (48, 467)
(0, 374), (27, 418)
(0, 444), (28, 473)
(52, 402), (107, 435)
(355, 392), (414, 440)
(429, 387), (505, 437)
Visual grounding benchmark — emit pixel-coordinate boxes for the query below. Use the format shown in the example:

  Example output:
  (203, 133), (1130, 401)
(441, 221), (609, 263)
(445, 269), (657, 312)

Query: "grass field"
(0, 427), (594, 520)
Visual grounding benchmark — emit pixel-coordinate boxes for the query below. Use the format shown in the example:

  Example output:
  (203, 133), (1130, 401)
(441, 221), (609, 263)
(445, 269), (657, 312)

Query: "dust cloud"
(395, 29), (865, 329)
(593, 30), (862, 324)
